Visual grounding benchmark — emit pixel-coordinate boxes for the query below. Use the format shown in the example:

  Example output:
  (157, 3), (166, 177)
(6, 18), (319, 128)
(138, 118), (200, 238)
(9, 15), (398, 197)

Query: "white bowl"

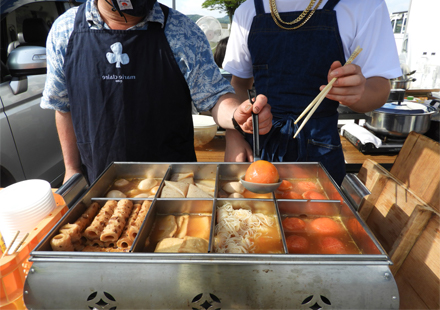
(192, 115), (218, 147)
(0, 179), (51, 212)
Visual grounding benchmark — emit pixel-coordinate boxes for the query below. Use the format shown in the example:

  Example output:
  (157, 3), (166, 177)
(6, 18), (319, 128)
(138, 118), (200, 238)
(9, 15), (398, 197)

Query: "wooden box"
(357, 132), (439, 310)
(390, 132), (440, 213)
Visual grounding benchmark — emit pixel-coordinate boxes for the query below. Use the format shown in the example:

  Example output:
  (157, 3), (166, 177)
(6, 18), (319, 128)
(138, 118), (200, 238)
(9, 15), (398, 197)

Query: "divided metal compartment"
(24, 162), (400, 309)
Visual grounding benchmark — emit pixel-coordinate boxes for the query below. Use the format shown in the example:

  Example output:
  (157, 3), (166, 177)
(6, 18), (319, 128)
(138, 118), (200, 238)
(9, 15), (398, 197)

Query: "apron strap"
(254, 0), (265, 15)
(323, 0), (341, 11)
(158, 4), (169, 27)
(74, 3), (87, 30)
(148, 4), (169, 30)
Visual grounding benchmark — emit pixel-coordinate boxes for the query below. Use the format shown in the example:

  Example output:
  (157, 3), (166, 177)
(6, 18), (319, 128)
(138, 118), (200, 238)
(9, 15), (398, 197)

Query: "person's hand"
(63, 168), (82, 184)
(233, 94), (272, 135)
(224, 129), (253, 162)
(321, 61), (366, 108)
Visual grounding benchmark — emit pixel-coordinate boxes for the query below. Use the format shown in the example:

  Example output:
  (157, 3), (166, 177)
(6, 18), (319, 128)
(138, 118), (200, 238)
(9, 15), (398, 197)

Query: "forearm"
(231, 76), (254, 102)
(55, 111), (81, 180)
(210, 93), (242, 130)
(224, 129), (253, 162)
(346, 77), (391, 113)
(211, 75), (257, 133)
(211, 74), (271, 134)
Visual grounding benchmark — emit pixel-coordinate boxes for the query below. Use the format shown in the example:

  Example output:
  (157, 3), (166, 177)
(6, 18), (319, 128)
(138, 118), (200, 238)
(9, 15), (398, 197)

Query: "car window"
(0, 1), (73, 82)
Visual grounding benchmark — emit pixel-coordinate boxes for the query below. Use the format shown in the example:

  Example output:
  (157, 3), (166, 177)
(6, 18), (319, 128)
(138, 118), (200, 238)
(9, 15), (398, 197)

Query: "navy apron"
(247, 0), (346, 185)
(64, 4), (195, 184)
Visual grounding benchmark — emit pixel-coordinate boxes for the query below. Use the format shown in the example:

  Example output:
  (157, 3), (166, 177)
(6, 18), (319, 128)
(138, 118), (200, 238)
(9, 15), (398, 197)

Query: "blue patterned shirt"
(41, 0), (233, 112)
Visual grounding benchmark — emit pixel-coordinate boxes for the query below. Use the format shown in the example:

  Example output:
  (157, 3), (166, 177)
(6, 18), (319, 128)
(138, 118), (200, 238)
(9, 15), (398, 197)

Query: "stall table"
(195, 134), (398, 173)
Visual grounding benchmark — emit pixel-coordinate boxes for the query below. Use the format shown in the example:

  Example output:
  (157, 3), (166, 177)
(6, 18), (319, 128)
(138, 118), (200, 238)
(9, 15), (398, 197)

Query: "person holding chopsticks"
(222, 0), (401, 185)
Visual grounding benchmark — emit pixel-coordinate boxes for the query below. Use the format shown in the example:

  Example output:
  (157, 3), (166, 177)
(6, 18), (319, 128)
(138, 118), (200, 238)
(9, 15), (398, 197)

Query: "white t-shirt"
(223, 0), (402, 80)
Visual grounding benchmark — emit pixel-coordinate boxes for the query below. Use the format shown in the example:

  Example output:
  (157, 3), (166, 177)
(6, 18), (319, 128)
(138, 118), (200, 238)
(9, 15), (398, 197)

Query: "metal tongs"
(247, 87), (261, 161)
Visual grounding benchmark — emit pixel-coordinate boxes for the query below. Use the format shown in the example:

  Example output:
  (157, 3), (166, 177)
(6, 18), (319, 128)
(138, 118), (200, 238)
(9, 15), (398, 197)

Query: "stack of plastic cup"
(0, 179), (56, 254)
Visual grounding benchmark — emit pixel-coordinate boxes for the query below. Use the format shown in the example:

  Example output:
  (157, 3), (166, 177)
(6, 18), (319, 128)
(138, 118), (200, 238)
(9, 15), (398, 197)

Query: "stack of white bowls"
(0, 179), (56, 254)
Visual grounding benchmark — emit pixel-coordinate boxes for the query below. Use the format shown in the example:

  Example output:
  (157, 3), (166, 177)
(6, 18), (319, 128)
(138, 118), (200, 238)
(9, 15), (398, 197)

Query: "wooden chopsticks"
(0, 231), (29, 258)
(1, 230), (20, 259)
(12, 233), (29, 254)
(293, 46), (363, 138)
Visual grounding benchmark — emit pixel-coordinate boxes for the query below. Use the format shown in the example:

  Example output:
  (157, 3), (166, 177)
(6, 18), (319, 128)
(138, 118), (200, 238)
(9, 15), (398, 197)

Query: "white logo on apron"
(106, 42), (129, 68)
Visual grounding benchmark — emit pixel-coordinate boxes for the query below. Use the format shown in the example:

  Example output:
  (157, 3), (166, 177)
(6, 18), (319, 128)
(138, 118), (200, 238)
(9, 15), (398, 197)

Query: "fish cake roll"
(100, 199), (134, 242)
(128, 200), (152, 241)
(84, 200), (117, 240)
(117, 203), (141, 248)
(50, 233), (74, 251)
(59, 223), (81, 243)
(116, 237), (133, 249)
(85, 239), (105, 248)
(82, 245), (128, 252)
(74, 202), (100, 232)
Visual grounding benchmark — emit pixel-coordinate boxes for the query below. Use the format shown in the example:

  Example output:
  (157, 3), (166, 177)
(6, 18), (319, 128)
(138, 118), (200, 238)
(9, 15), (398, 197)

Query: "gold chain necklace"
(269, 0), (324, 30)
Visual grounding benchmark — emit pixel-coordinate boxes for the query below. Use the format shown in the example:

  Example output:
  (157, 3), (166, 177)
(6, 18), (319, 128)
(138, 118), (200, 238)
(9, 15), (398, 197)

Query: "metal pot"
(390, 70), (416, 90)
(390, 78), (416, 90)
(365, 101), (438, 137)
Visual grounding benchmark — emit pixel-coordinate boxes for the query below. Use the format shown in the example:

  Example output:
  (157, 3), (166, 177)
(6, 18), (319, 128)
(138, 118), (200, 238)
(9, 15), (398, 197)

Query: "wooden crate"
(357, 132), (440, 310)
(358, 159), (434, 273)
(394, 213), (440, 309)
(390, 132), (440, 212)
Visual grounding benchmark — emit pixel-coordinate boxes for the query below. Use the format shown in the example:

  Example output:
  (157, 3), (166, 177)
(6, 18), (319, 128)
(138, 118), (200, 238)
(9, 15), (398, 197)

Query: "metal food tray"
(24, 162), (399, 309)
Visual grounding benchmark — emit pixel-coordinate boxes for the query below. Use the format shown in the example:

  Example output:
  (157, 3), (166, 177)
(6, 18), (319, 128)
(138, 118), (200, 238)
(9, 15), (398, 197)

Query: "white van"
(393, 0), (440, 90)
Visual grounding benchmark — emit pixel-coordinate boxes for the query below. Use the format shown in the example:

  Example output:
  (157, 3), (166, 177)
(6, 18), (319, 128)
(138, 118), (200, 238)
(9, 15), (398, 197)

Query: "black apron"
(64, 4), (195, 183)
(247, 0), (346, 185)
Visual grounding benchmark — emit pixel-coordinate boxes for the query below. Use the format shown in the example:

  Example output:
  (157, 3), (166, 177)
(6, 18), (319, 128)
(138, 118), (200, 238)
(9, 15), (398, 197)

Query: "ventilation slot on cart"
(302, 295), (332, 309)
(87, 291), (117, 310)
(191, 293), (222, 310)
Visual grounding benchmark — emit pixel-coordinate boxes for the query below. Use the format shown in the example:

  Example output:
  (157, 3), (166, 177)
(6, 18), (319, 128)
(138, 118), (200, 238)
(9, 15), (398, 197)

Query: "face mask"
(109, 0), (157, 17)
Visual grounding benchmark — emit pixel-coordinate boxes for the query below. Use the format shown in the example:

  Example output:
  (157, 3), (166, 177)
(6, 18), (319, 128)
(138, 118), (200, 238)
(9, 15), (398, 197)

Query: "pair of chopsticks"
(1, 231), (29, 259)
(293, 46), (363, 138)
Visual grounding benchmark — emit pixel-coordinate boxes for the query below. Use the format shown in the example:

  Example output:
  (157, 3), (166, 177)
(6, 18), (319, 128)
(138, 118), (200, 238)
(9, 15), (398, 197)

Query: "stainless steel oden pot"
(365, 101), (438, 138)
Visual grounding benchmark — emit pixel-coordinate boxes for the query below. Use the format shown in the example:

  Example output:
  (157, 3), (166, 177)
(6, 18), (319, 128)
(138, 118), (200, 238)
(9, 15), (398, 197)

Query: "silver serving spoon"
(239, 88), (282, 194)
(240, 175), (282, 194)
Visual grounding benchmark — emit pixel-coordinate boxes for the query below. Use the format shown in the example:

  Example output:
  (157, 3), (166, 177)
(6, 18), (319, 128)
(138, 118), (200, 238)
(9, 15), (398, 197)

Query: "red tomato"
(293, 181), (319, 193)
(277, 180), (293, 191)
(282, 217), (306, 232)
(302, 190), (327, 200)
(319, 237), (346, 254)
(244, 160), (279, 184)
(286, 235), (310, 254)
(305, 203), (336, 216)
(309, 217), (344, 236)
(280, 190), (303, 199)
